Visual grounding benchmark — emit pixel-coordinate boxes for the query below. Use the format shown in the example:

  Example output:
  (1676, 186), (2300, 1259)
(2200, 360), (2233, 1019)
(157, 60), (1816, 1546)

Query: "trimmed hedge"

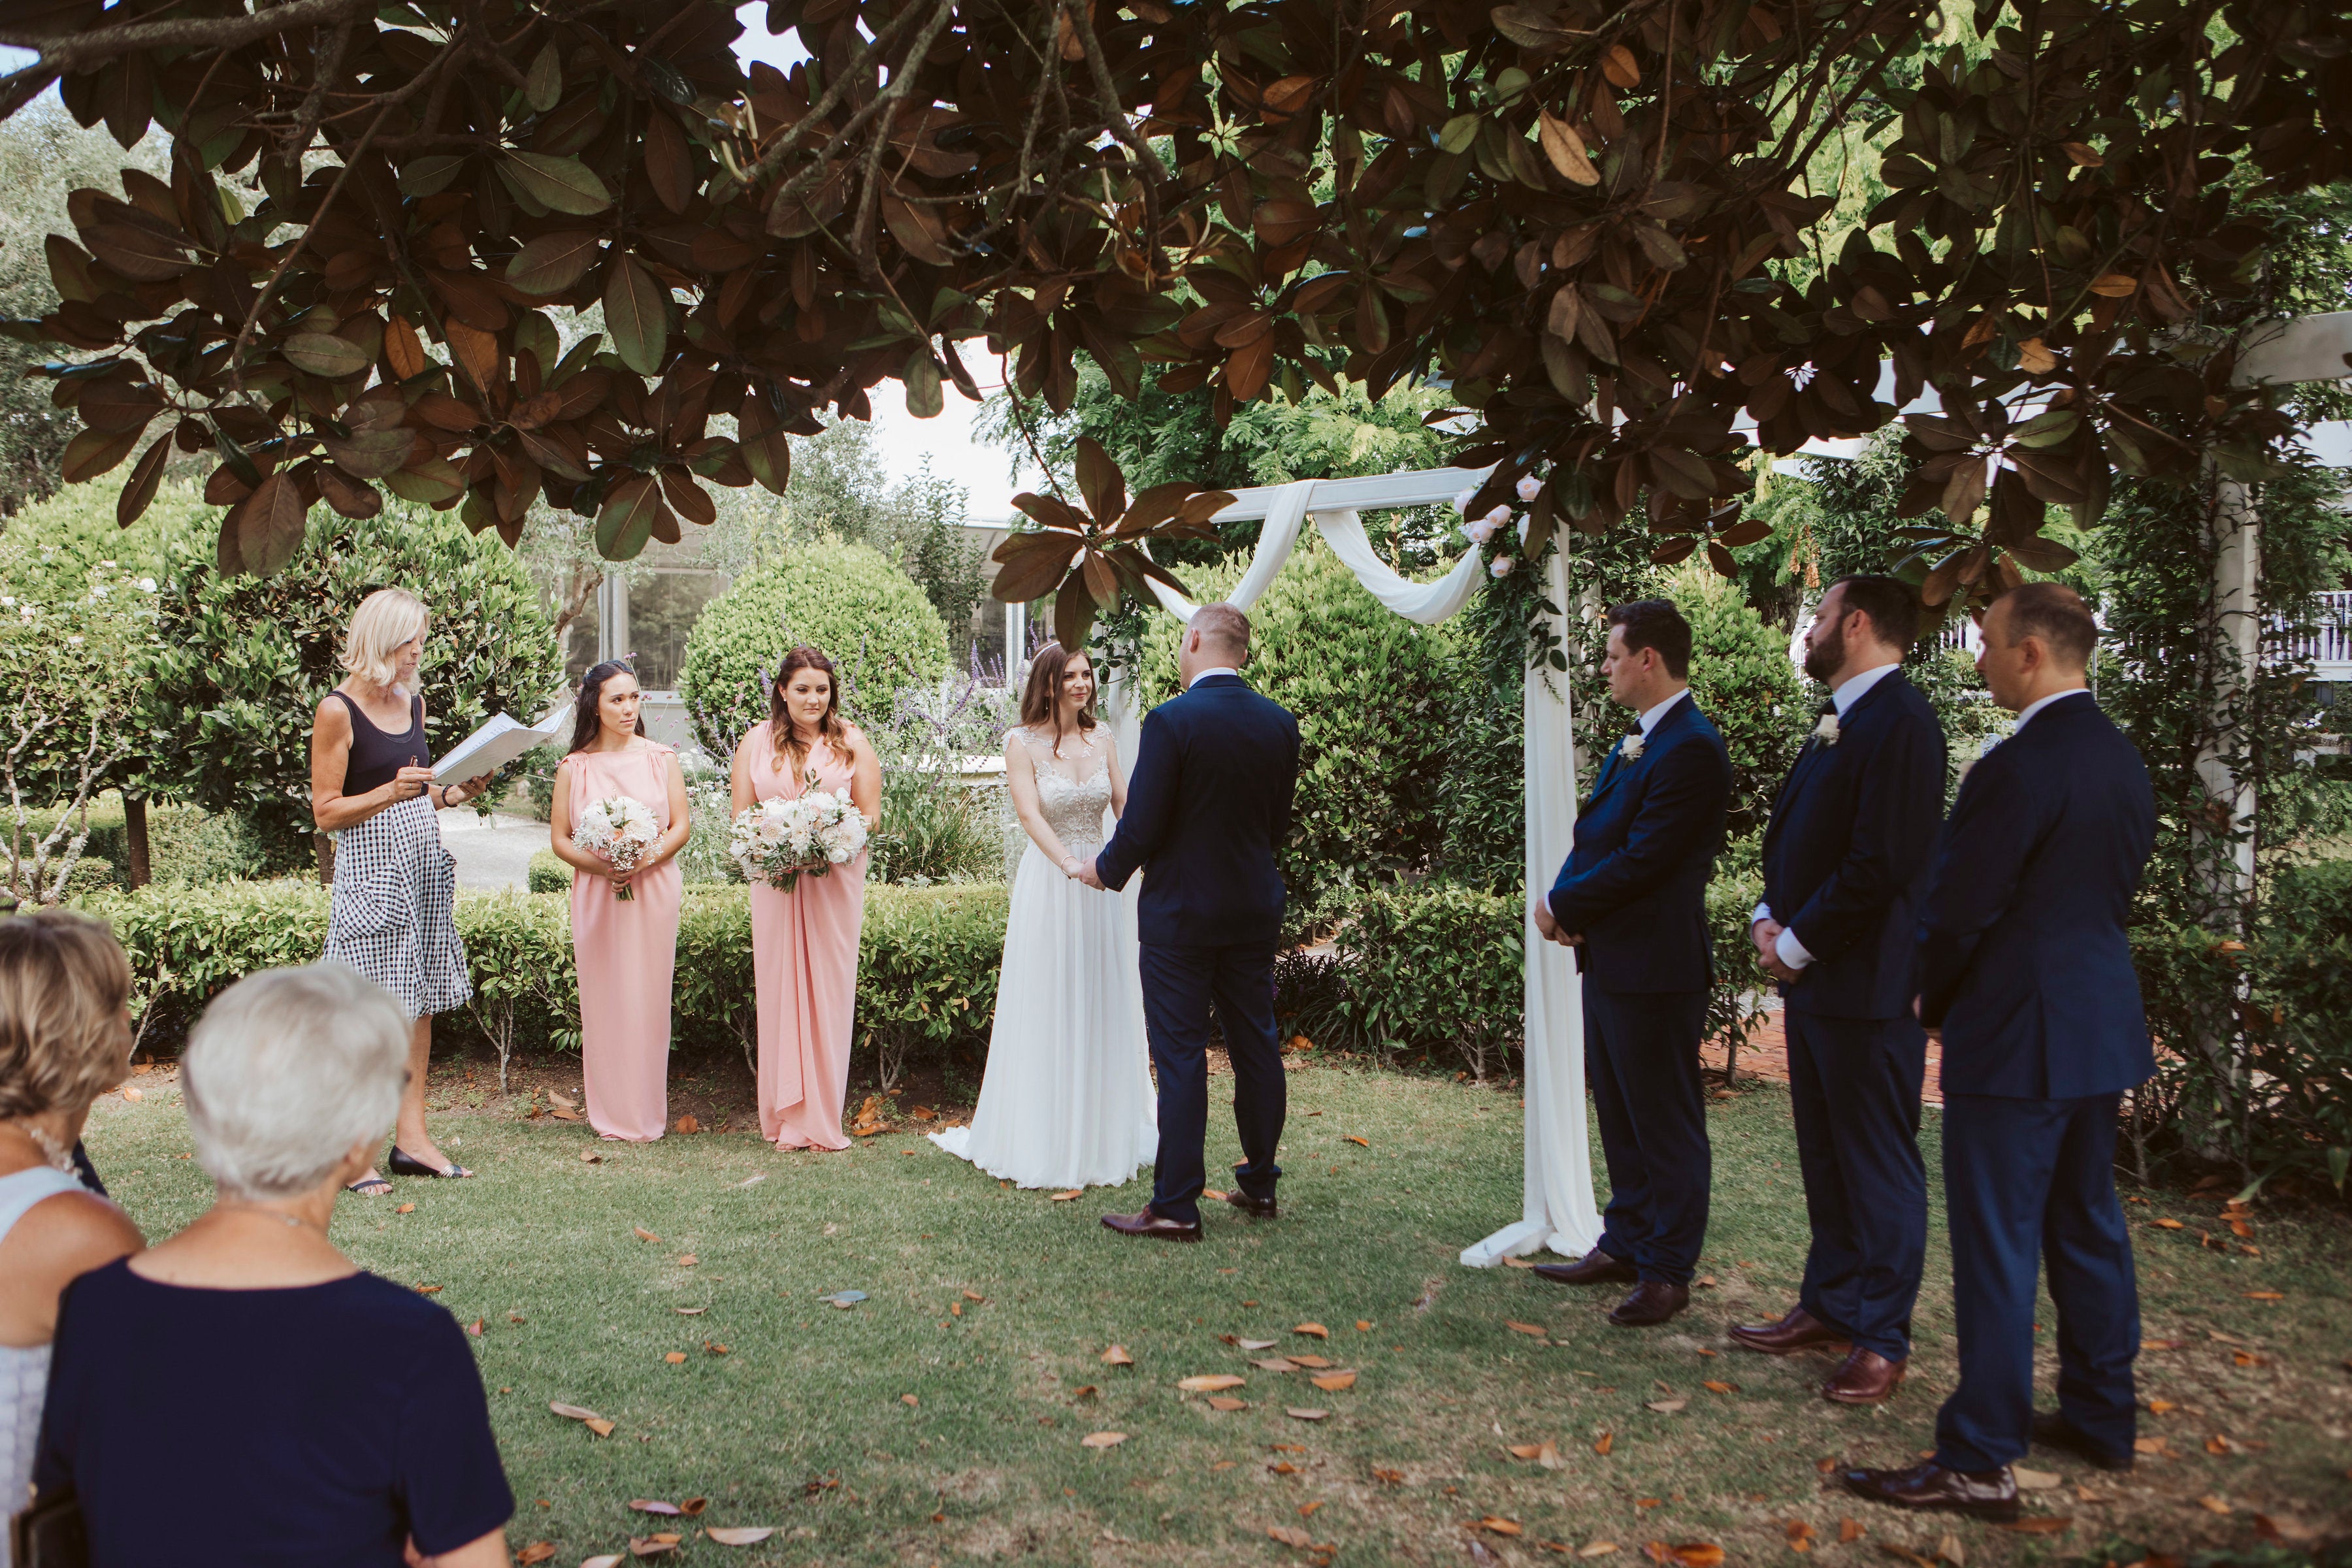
(88, 879), (1009, 1094)
(1328, 880), (1524, 1081)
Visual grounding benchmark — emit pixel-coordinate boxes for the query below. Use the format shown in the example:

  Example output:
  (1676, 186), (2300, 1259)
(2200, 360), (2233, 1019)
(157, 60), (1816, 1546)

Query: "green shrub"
(527, 851), (572, 895)
(870, 772), (1005, 886)
(135, 500), (564, 873)
(1331, 880), (1524, 1081)
(1665, 561), (1805, 841)
(83, 878), (1011, 1098)
(1131, 536), (1454, 909)
(16, 796), (271, 892)
(678, 539), (949, 758)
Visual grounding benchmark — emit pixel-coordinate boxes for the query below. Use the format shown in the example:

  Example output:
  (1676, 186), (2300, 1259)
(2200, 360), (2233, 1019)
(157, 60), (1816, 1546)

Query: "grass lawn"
(83, 1050), (2351, 1567)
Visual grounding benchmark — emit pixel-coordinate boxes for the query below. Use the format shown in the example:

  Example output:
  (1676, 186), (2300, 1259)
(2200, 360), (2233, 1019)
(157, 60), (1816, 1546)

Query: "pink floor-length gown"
(564, 743), (682, 1141)
(747, 721), (868, 1150)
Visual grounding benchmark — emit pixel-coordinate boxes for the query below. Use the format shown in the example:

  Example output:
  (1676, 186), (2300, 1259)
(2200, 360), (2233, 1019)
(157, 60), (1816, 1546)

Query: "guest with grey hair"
(30, 964), (514, 1567)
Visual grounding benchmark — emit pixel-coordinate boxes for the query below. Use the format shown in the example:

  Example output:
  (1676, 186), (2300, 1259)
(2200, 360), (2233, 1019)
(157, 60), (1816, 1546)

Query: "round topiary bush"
(137, 497), (564, 874)
(679, 538), (949, 757)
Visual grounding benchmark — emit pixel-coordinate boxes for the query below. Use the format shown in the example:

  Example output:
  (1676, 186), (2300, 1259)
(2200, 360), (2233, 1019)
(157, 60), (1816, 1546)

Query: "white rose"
(1515, 474), (1543, 502)
(1514, 512), (1531, 545)
(1462, 519), (1499, 546)
(1452, 487), (1478, 515)
(1488, 555), (1515, 578)
(1483, 503), (1511, 526)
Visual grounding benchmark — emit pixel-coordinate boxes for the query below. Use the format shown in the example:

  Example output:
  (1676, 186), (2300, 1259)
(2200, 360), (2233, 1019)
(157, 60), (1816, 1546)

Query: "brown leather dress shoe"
(1607, 1281), (1691, 1327)
(1838, 1461), (2019, 1522)
(1222, 1190), (1277, 1218)
(1100, 1206), (1203, 1242)
(1530, 1249), (1639, 1286)
(2031, 1412), (2134, 1471)
(1728, 1305), (1850, 1356)
(1823, 1347), (1906, 1404)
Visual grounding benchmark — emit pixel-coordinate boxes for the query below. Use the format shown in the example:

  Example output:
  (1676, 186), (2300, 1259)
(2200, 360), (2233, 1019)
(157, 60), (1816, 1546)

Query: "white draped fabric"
(1106, 476), (1603, 1266)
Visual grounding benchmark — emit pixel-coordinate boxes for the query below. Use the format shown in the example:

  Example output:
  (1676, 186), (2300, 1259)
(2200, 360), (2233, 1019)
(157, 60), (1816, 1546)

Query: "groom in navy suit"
(1531, 599), (1732, 1327)
(1734, 576), (1946, 1405)
(1844, 583), (2156, 1520)
(1087, 602), (1301, 1242)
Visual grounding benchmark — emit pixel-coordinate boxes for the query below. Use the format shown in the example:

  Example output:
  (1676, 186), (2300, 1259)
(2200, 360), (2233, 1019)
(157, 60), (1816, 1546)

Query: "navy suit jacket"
(1096, 674), (1302, 949)
(1548, 693), (1733, 994)
(1760, 671), (1948, 1020)
(1915, 692), (2157, 1099)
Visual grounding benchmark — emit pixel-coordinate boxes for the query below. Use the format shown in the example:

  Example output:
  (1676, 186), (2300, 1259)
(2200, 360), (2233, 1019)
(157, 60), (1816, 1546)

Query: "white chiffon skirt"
(929, 842), (1158, 1188)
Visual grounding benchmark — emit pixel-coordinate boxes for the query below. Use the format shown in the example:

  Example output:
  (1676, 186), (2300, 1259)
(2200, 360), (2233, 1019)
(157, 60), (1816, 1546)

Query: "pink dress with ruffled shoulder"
(562, 742), (681, 1142)
(746, 721), (868, 1150)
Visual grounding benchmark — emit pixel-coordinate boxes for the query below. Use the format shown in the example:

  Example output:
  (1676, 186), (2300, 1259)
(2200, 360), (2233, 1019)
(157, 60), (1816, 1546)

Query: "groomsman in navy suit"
(1531, 600), (1732, 1328)
(1844, 583), (2156, 1520)
(1734, 576), (1946, 1405)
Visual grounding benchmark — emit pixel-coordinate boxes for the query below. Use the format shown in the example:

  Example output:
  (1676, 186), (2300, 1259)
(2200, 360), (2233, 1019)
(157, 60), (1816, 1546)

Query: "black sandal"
(388, 1147), (474, 1179)
(346, 1175), (394, 1197)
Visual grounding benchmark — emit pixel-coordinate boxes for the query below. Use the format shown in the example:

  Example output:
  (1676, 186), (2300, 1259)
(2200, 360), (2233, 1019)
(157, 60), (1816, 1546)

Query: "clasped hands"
(1528, 900), (1583, 948)
(1064, 854), (1107, 890)
(1750, 917), (1803, 983)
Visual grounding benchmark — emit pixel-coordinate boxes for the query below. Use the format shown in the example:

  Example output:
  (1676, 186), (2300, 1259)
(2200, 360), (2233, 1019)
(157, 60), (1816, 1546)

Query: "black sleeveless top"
(333, 690), (428, 794)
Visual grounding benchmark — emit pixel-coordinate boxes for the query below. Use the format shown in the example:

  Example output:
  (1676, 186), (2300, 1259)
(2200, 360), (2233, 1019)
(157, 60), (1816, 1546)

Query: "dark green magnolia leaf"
(59, 424), (140, 482)
(397, 155), (466, 198)
(321, 426), (419, 478)
(738, 392), (790, 495)
(505, 231), (603, 297)
(596, 474), (661, 559)
(604, 255), (667, 374)
(116, 435), (171, 527)
(525, 41), (563, 114)
(639, 55), (696, 106)
(904, 346), (943, 419)
(233, 472), (307, 576)
(82, 222), (193, 280)
(384, 453), (466, 506)
(2003, 533), (2080, 572)
(282, 332), (373, 379)
(501, 152), (613, 216)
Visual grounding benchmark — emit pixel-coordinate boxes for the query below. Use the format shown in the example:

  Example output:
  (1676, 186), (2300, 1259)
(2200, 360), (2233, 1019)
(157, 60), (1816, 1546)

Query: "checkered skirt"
(323, 794), (472, 1019)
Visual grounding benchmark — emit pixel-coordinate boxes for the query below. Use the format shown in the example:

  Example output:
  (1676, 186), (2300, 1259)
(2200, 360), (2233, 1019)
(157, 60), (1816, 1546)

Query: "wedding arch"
(1100, 469), (1600, 1270)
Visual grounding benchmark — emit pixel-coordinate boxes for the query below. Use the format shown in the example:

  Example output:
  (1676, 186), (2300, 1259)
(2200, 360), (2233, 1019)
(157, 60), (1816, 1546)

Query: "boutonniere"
(1620, 732), (1645, 763)
(1812, 711), (1840, 747)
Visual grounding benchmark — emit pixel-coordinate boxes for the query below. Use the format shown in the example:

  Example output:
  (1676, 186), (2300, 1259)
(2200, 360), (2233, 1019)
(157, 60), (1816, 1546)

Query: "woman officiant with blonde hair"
(308, 588), (491, 1194)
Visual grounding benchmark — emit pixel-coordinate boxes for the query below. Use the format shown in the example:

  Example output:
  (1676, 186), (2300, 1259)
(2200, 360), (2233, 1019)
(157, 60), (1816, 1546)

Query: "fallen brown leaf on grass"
(1643, 1544), (1723, 1567)
(1081, 1431), (1127, 1448)
(1071, 1384), (1098, 1399)
(704, 1527), (777, 1546)
(1101, 1345), (1134, 1366)
(663, 1351), (687, 1364)
(674, 1305), (706, 1316)
(630, 1500), (683, 1516)
(2013, 1467), (2061, 1490)
(1299, 1501), (1325, 1518)
(675, 1115), (698, 1134)
(676, 1254), (696, 1267)
(1581, 1544), (1620, 1559)
(1269, 1461), (1300, 1475)
(1635, 1499), (1662, 1512)
(1287, 1407), (1328, 1420)
(2134, 1436), (2172, 1456)
(1646, 1399), (1688, 1414)
(1207, 1396), (1248, 1411)
(2153, 1218), (2184, 1229)
(633, 1225), (660, 1243)
(1701, 1380), (1739, 1394)
(1252, 1357), (1300, 1372)
(629, 1536), (681, 1557)
(1179, 1374), (1247, 1393)
(900, 1394), (919, 1407)
(1876, 1545), (1935, 1568)
(1294, 1322), (1330, 1339)
(2148, 1399), (2176, 1414)
(1479, 1518), (1524, 1537)
(1505, 1321), (1550, 1337)
(1345, 1135), (1370, 1147)
(581, 1556), (621, 1568)
(465, 1318), (484, 1337)
(515, 1543), (556, 1565)
(1371, 1467), (1404, 1484)
(2244, 1290), (2283, 1301)
(1288, 1354), (1333, 1369)
(1049, 1189), (1083, 1201)
(1788, 1521), (1818, 1552)
(395, 1202), (416, 1215)
(1996, 1518), (2072, 1534)
(962, 1289), (986, 1302)
(2198, 1496), (2232, 1514)
(549, 1401), (602, 1422)
(1838, 1520), (1864, 1544)
(579, 1149), (600, 1162)
(704, 1342), (728, 1355)
(1594, 1431), (1614, 1455)
(1269, 1525), (1316, 1548)
(413, 1284), (441, 1294)
(1311, 1371), (1358, 1392)
(1237, 1337), (1279, 1350)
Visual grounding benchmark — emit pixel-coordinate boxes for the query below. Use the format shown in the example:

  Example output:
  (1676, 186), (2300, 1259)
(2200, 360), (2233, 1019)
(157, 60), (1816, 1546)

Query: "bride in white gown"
(929, 643), (1158, 1188)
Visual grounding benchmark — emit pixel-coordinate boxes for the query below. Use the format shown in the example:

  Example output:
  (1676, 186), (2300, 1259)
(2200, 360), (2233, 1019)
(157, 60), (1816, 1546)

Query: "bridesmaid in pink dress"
(549, 661), (691, 1141)
(729, 646), (881, 1151)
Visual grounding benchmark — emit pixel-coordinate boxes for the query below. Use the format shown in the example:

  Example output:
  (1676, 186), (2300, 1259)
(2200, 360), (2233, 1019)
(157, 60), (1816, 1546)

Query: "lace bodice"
(1014, 726), (1113, 857)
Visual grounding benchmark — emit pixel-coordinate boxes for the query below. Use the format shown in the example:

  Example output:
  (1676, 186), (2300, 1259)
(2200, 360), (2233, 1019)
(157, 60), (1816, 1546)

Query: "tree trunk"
(123, 794), (152, 889)
(315, 832), (336, 886)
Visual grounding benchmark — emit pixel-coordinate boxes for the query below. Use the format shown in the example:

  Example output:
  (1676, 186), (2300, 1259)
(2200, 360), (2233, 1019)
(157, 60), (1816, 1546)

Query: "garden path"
(437, 806), (543, 890)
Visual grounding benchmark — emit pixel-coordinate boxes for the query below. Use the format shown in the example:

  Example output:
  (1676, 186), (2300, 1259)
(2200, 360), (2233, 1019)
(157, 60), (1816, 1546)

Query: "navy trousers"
(1136, 941), (1285, 1227)
(1786, 1009), (1927, 1360)
(1933, 1091), (2140, 1472)
(1584, 987), (1710, 1286)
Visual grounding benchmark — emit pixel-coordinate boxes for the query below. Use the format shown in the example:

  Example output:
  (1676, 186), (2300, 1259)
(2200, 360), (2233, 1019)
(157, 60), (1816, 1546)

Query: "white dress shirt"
(1637, 687), (1690, 736)
(1187, 666), (1241, 689)
(2011, 685), (2089, 732)
(1756, 662), (1904, 972)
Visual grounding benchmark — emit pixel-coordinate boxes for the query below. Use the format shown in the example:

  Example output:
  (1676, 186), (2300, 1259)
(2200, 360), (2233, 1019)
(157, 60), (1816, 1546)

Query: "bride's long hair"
(1019, 642), (1098, 755)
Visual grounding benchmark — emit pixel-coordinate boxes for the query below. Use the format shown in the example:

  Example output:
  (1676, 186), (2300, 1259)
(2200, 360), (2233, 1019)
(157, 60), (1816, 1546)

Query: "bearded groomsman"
(1733, 576), (1946, 1405)
(1532, 600), (1732, 1328)
(1843, 582), (2156, 1521)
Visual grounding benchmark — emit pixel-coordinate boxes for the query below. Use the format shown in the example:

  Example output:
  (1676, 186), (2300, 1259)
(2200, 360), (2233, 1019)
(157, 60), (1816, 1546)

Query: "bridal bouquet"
(574, 794), (661, 901)
(730, 771), (868, 892)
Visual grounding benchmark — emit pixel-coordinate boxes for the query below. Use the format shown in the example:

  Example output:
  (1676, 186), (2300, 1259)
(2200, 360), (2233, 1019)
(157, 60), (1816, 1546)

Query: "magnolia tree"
(0, 556), (164, 904)
(0, 0), (2344, 640)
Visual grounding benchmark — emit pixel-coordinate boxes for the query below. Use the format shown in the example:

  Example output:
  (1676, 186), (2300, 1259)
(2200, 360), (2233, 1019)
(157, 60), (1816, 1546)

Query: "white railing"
(2279, 591), (2352, 672)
